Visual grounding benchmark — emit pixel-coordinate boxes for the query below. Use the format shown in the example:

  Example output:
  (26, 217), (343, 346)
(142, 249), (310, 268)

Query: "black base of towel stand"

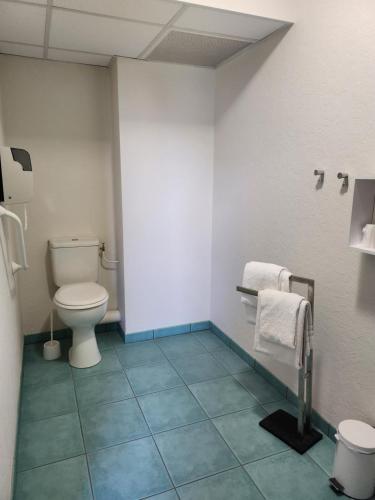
(259, 409), (322, 454)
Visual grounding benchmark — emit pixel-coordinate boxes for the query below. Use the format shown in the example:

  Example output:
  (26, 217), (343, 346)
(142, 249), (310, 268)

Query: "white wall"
(0, 55), (118, 335)
(114, 58), (215, 334)
(212, 0), (375, 428)
(110, 59), (126, 333)
(0, 81), (23, 500)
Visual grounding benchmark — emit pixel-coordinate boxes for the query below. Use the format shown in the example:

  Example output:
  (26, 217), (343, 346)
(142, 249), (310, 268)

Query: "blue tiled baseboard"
(124, 321), (210, 343)
(209, 321), (336, 441)
(24, 322), (120, 345)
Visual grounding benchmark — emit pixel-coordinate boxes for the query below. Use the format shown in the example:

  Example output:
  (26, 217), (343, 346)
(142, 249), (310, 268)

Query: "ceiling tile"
(49, 9), (162, 57)
(48, 48), (112, 66)
(52, 0), (181, 25)
(148, 30), (249, 67)
(17, 0), (48, 4)
(0, 2), (46, 45)
(174, 6), (286, 40)
(0, 42), (44, 59)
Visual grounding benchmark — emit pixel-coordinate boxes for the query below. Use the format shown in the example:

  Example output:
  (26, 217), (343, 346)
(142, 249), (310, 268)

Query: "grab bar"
(0, 205), (28, 273)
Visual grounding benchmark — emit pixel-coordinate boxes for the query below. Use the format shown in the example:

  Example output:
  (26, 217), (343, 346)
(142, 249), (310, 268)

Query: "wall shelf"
(349, 178), (375, 254)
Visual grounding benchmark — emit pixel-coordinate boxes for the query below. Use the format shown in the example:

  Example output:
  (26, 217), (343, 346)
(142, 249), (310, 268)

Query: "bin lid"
(338, 420), (375, 454)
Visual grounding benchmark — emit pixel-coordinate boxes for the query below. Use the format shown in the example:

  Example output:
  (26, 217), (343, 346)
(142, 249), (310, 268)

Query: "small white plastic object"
(43, 310), (61, 361)
(333, 419), (375, 499)
(43, 340), (61, 361)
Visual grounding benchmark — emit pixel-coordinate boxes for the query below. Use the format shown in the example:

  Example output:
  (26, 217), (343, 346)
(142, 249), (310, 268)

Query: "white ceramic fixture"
(49, 236), (108, 368)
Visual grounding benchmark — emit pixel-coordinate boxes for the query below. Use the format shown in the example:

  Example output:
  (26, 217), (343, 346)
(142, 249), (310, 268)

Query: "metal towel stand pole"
(236, 274), (315, 438)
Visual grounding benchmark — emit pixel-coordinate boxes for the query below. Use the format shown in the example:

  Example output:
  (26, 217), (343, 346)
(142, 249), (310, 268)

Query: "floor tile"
(75, 371), (133, 408)
(80, 398), (150, 452)
(116, 341), (166, 368)
(22, 357), (71, 387)
(213, 406), (288, 464)
(212, 348), (250, 374)
(192, 330), (227, 351)
(177, 467), (264, 500)
(154, 420), (238, 486)
(138, 386), (207, 433)
(14, 455), (92, 500)
(189, 376), (257, 418)
(21, 380), (77, 422)
(245, 450), (338, 500)
(234, 371), (285, 404)
(307, 435), (336, 475)
(72, 349), (122, 380)
(156, 334), (206, 359)
(126, 362), (183, 396)
(147, 491), (178, 500)
(17, 412), (84, 471)
(88, 436), (172, 500)
(96, 331), (124, 351)
(171, 352), (228, 385)
(262, 399), (298, 417)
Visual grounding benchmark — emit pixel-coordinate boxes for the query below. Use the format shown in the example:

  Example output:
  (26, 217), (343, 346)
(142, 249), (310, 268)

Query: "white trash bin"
(332, 420), (375, 499)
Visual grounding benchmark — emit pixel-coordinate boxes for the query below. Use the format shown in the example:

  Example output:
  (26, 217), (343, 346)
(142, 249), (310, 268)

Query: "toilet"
(49, 236), (108, 368)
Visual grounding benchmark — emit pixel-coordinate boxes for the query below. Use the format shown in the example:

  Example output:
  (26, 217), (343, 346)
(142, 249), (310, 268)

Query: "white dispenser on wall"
(0, 146), (33, 204)
(0, 146), (33, 276)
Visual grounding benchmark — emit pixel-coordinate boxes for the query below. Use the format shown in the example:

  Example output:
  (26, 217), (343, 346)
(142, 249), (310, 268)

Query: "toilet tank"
(49, 236), (100, 287)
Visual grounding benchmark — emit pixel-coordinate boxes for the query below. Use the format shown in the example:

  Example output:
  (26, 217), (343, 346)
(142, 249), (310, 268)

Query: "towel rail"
(236, 274), (315, 441)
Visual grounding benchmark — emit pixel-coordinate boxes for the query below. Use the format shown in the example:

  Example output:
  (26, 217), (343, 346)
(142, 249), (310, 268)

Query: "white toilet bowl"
(54, 282), (108, 368)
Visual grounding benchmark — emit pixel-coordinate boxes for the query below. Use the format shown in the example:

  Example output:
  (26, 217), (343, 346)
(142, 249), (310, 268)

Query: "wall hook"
(314, 169), (324, 189)
(314, 169), (325, 179)
(337, 172), (349, 187)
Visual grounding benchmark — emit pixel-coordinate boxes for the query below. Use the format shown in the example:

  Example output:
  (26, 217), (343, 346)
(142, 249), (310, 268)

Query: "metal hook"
(314, 169), (324, 179)
(337, 172), (349, 187)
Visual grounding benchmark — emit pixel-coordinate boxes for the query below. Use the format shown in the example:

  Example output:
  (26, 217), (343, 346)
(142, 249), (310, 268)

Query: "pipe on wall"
(99, 309), (121, 324)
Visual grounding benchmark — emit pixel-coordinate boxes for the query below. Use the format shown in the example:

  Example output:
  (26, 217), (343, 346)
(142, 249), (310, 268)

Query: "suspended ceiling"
(0, 0), (290, 68)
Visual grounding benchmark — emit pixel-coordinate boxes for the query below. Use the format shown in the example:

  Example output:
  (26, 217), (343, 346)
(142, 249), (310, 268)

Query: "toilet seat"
(54, 282), (108, 310)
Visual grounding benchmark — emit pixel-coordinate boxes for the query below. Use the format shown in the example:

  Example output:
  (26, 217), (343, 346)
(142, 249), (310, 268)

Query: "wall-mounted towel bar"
(237, 274), (321, 453)
(0, 205), (28, 273)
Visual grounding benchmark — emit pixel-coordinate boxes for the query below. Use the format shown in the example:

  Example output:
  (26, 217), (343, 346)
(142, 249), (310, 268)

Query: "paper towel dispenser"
(0, 146), (33, 204)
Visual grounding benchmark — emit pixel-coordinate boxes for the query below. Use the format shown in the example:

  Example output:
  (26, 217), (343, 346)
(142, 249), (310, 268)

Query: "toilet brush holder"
(43, 309), (61, 360)
(43, 340), (61, 360)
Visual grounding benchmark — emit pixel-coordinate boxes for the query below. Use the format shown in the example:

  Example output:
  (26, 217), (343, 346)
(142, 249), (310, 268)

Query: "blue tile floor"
(15, 330), (337, 500)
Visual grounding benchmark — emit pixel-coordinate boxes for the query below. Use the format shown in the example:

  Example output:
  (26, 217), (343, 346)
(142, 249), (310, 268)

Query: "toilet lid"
(54, 282), (108, 310)
(338, 419), (375, 454)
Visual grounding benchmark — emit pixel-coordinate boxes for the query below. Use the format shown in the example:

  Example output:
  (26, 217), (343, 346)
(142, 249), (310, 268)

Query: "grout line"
(240, 465), (267, 500)
(129, 396), (181, 497)
(173, 464), (244, 492)
(16, 452), (87, 475)
(70, 368), (96, 499)
(43, 0), (53, 59)
(242, 448), (291, 468)
(49, 4), (165, 28)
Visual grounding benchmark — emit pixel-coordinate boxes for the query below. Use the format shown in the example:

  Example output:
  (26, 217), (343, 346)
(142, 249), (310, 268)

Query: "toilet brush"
(43, 310), (61, 361)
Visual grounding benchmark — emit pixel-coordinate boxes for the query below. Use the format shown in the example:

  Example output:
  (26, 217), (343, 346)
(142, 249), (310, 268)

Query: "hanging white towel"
(254, 289), (313, 368)
(241, 262), (291, 324)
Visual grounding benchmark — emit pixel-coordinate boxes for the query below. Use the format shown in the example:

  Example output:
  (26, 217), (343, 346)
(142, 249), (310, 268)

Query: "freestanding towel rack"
(236, 274), (322, 453)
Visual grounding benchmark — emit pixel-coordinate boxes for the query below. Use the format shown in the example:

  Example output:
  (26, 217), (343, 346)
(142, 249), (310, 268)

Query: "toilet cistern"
(49, 236), (108, 369)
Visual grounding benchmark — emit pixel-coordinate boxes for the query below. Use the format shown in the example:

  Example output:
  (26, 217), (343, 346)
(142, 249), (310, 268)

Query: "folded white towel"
(241, 262), (291, 324)
(254, 289), (313, 368)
